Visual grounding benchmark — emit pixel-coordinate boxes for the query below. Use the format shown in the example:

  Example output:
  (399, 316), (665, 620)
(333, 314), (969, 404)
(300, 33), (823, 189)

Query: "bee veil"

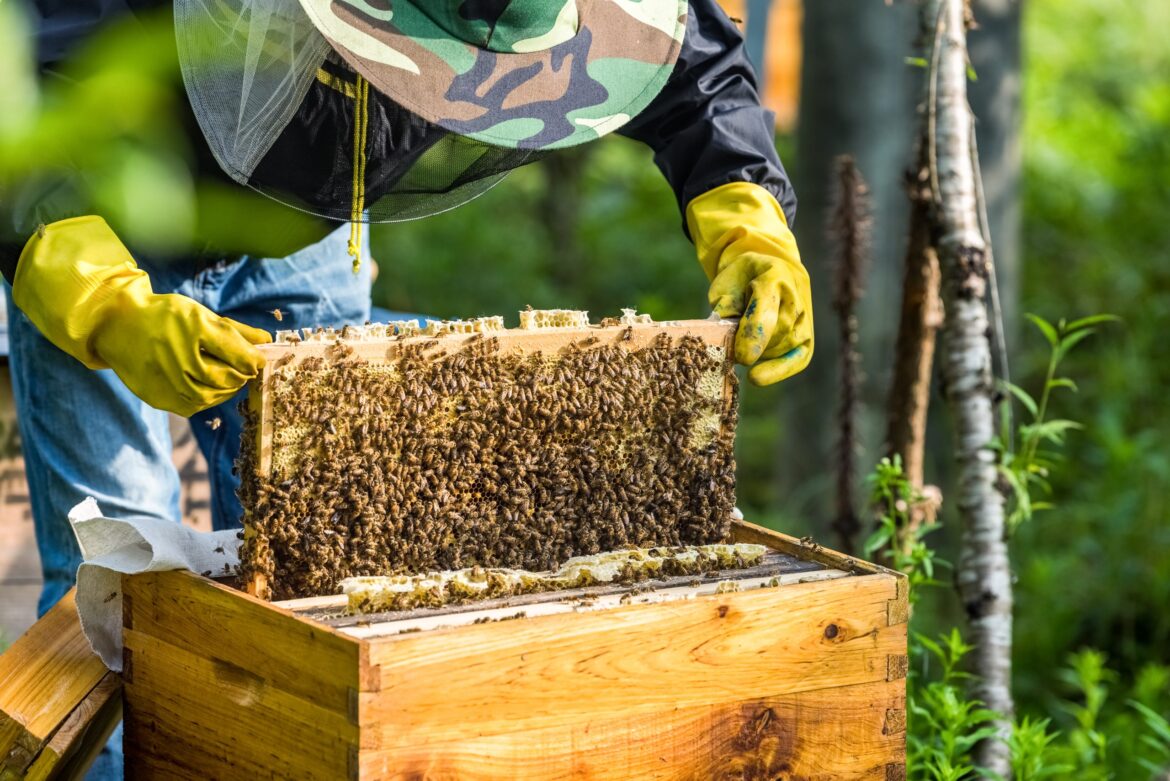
(175, 0), (688, 247)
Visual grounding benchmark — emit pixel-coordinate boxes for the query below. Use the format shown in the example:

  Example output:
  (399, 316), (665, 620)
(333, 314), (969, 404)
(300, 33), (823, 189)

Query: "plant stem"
(1022, 350), (1059, 468)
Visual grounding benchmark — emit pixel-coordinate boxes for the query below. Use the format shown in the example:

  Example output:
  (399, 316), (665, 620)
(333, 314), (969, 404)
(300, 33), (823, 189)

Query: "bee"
(799, 535), (820, 552)
(103, 590), (118, 604)
(270, 308), (284, 322)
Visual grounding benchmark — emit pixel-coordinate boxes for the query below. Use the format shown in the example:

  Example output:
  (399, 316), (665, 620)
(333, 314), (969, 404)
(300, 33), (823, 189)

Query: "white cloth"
(69, 497), (242, 671)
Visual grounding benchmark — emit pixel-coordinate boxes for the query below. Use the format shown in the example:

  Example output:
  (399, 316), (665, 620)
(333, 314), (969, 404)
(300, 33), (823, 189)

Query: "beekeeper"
(2, 1), (809, 771)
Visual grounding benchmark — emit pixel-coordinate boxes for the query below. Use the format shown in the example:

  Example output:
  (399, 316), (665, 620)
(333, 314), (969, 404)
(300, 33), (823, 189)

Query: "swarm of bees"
(237, 316), (739, 599)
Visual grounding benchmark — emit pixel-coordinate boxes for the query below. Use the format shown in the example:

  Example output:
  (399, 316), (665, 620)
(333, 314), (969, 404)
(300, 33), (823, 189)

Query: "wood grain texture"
(731, 519), (892, 578)
(123, 630), (358, 781)
(731, 520), (912, 630)
(359, 680), (905, 780)
(123, 571), (359, 714)
(22, 672), (122, 781)
(0, 589), (115, 778)
(123, 571), (366, 780)
(122, 534), (907, 779)
(360, 574), (904, 751)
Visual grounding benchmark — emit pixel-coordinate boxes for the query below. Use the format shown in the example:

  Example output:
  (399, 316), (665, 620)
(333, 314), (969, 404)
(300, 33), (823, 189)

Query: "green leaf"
(904, 56), (929, 68)
(914, 632), (944, 662)
(1064, 313), (1121, 332)
(1054, 327), (1100, 362)
(1140, 757), (1169, 774)
(1025, 313), (1059, 347)
(1130, 700), (1170, 744)
(1021, 419), (1083, 445)
(1139, 735), (1170, 757)
(1048, 377), (1079, 392)
(1004, 381), (1039, 418)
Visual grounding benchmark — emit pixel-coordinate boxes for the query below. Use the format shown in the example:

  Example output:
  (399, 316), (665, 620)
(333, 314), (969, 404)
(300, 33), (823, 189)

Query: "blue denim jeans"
(3, 225), (407, 780)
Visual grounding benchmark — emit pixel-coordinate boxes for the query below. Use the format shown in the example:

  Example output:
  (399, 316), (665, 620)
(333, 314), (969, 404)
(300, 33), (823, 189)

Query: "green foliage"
(856, 458), (989, 781)
(1015, 0), (1170, 708)
(863, 456), (946, 603)
(1055, 650), (1113, 777)
(1131, 701), (1170, 777)
(0, 7), (326, 258)
(1024, 652), (1170, 780)
(1008, 717), (1070, 781)
(993, 313), (1117, 534)
(907, 629), (999, 781)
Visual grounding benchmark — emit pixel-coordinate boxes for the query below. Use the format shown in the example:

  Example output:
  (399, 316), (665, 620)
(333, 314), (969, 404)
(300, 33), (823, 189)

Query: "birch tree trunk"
(927, 0), (1014, 772)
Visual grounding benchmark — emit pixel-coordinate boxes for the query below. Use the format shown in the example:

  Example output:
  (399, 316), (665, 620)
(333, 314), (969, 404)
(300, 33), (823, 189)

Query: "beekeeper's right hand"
(13, 216), (271, 417)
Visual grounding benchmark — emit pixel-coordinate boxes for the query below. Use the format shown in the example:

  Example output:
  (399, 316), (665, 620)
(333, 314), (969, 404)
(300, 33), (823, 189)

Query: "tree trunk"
(539, 146), (593, 291)
(927, 0), (1014, 772)
(830, 156), (870, 555)
(885, 144), (943, 552)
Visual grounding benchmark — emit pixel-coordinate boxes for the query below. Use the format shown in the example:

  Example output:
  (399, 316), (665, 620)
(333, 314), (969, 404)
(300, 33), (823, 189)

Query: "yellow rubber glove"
(13, 216), (272, 416)
(686, 182), (813, 386)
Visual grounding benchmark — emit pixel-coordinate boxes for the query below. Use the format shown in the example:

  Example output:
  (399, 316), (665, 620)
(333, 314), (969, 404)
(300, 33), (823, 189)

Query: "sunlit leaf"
(1064, 313), (1121, 332)
(1026, 313), (1059, 347)
(1004, 381), (1040, 418)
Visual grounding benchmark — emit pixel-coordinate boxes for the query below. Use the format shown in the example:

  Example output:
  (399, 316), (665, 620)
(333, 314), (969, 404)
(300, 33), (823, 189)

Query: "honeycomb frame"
(238, 312), (739, 600)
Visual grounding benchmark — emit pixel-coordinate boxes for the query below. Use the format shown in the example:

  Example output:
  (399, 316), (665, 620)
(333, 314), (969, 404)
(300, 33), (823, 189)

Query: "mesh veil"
(175, 0), (544, 223)
(175, 0), (329, 186)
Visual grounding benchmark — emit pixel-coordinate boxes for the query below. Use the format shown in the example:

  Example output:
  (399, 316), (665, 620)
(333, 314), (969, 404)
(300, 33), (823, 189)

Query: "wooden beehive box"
(121, 521), (908, 779)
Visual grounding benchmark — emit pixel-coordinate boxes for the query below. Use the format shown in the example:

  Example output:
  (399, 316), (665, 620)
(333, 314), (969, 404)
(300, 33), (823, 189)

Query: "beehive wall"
(238, 316), (738, 600)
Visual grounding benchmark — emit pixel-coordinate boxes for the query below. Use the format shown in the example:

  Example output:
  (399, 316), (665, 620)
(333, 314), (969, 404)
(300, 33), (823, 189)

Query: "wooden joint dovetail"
(359, 664), (382, 693)
(122, 648), (134, 684)
(886, 654), (909, 681)
(122, 592), (133, 630)
(887, 578), (910, 626)
(347, 744), (359, 781)
(5, 743), (35, 775)
(347, 688), (360, 724)
(883, 708), (907, 735)
(357, 644), (383, 696)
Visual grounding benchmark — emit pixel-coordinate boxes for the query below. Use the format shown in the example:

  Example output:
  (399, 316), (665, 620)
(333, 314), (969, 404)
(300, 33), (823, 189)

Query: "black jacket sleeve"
(617, 0), (796, 230)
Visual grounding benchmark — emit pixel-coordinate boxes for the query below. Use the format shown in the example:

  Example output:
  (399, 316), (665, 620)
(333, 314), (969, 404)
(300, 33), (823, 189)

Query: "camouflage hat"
(294, 0), (688, 150)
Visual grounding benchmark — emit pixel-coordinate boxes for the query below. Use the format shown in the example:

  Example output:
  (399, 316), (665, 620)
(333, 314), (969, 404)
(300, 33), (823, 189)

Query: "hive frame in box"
(241, 317), (740, 599)
(121, 520), (909, 780)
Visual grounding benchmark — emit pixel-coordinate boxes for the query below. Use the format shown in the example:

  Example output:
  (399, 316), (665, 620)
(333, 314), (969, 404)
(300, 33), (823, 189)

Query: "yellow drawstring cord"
(348, 73), (369, 274)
